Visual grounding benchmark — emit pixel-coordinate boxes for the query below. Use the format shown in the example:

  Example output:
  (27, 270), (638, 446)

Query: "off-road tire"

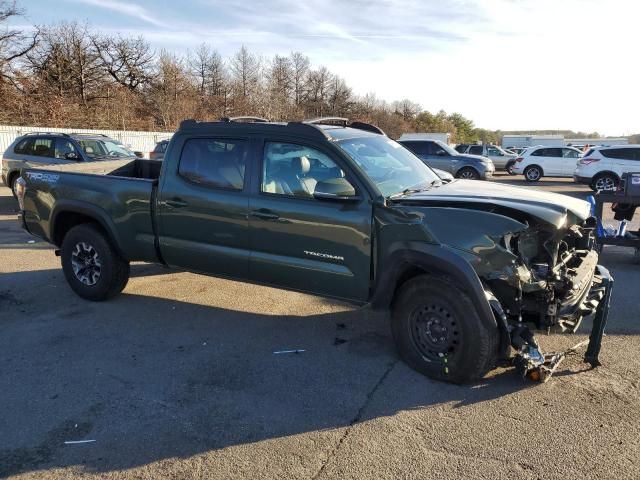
(524, 165), (542, 182)
(391, 275), (499, 383)
(61, 223), (130, 301)
(455, 167), (481, 180)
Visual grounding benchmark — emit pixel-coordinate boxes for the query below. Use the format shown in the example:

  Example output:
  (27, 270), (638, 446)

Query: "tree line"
(1, 0), (609, 144)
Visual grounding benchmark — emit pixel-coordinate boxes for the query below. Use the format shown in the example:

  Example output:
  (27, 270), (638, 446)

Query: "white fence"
(0, 125), (173, 158)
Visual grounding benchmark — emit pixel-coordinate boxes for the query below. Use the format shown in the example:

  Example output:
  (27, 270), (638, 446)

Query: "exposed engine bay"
(479, 212), (613, 381)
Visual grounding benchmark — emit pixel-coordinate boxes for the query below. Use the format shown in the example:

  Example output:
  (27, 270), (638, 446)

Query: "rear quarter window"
(601, 148), (639, 160)
(13, 138), (33, 154)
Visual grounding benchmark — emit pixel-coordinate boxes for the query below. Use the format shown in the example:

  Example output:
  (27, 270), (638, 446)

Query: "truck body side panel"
(22, 169), (158, 262)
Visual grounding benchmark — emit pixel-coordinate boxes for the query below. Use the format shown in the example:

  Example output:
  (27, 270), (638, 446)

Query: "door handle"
(250, 209), (280, 221)
(165, 198), (188, 208)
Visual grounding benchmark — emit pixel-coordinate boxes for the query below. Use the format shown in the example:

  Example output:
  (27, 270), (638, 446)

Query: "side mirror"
(313, 177), (359, 202)
(65, 152), (80, 160)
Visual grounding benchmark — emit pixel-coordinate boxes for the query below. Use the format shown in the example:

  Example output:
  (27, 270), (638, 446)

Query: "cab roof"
(177, 117), (385, 142)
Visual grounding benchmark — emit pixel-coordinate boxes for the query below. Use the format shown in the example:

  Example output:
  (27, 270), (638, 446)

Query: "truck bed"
(21, 159), (161, 262)
(28, 158), (162, 180)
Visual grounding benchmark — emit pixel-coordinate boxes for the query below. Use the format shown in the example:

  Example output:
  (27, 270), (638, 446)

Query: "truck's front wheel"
(61, 224), (130, 301)
(391, 275), (499, 383)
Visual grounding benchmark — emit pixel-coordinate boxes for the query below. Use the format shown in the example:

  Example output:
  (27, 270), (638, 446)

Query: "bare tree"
(328, 75), (351, 116)
(148, 50), (196, 128)
(0, 1), (38, 86)
(305, 66), (332, 117)
(229, 45), (260, 99)
(92, 34), (154, 91)
(290, 51), (309, 107)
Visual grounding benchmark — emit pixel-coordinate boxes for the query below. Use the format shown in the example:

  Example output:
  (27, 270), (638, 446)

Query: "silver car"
(399, 139), (495, 180)
(1, 132), (137, 196)
(455, 144), (518, 173)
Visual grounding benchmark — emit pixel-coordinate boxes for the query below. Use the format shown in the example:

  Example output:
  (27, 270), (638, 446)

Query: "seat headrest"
(291, 156), (310, 174)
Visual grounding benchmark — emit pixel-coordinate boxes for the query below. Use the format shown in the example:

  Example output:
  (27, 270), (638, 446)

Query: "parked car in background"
(511, 146), (582, 182)
(149, 139), (170, 160)
(399, 139), (494, 180)
(1, 132), (137, 196)
(574, 145), (640, 191)
(455, 144), (517, 173)
(506, 147), (528, 156)
(398, 132), (450, 144)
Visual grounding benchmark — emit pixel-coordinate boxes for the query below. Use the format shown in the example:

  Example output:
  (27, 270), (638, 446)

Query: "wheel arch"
(51, 200), (126, 259)
(592, 170), (620, 183)
(370, 242), (497, 330)
(7, 169), (19, 191)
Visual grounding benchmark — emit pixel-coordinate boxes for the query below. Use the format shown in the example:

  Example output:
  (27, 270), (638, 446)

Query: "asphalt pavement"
(1, 174), (639, 479)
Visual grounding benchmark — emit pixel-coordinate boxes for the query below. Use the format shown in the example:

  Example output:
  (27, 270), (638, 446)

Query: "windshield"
(77, 139), (136, 158)
(434, 140), (459, 156)
(336, 136), (441, 197)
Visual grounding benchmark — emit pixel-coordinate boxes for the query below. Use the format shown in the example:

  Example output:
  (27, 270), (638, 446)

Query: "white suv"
(512, 146), (582, 182)
(574, 145), (640, 191)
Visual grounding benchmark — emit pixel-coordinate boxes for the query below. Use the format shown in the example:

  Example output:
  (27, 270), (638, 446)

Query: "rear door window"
(400, 141), (429, 155)
(469, 145), (483, 155)
(178, 138), (247, 190)
(31, 138), (55, 157)
(531, 148), (546, 157)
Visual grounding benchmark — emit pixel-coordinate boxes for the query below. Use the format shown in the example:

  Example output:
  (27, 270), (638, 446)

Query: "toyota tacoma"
(15, 117), (612, 383)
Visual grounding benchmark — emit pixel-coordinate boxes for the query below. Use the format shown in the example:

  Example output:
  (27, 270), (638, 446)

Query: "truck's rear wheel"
(391, 275), (499, 383)
(61, 224), (130, 301)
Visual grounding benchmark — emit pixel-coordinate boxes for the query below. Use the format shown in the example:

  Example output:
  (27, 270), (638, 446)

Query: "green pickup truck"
(15, 117), (612, 383)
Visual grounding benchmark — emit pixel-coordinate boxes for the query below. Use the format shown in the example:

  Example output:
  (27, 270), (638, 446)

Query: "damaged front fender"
(416, 207), (536, 289)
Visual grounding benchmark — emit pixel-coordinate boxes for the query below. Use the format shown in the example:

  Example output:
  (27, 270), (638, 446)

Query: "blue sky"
(16, 0), (640, 135)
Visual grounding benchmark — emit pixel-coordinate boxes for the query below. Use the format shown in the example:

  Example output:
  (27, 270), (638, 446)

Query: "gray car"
(399, 139), (495, 180)
(1, 132), (137, 196)
(455, 143), (517, 173)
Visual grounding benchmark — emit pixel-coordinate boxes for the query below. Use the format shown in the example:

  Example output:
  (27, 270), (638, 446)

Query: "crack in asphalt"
(310, 360), (398, 480)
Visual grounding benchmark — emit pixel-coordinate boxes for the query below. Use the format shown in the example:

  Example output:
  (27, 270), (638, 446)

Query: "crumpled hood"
(404, 179), (591, 227)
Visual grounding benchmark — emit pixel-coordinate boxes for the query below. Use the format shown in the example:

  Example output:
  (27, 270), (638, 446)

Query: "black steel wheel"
(391, 275), (499, 383)
(409, 303), (460, 362)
